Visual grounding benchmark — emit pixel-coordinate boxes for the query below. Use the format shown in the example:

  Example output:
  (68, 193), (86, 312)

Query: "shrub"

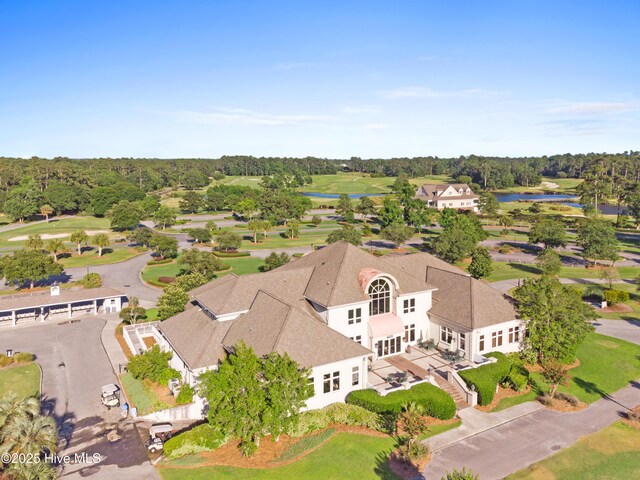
(175, 384), (194, 405)
(157, 276), (176, 284)
(555, 392), (579, 406)
(81, 272), (103, 288)
(0, 355), (14, 367)
(147, 258), (173, 265)
(498, 244), (513, 254)
(163, 423), (229, 458)
(442, 467), (480, 480)
(128, 345), (178, 385)
(504, 357), (529, 392)
(603, 289), (630, 306)
(537, 394), (553, 406)
(285, 403), (380, 437)
(626, 410), (640, 422)
(459, 352), (512, 405)
(346, 383), (456, 419)
(212, 250), (250, 258)
(12, 352), (35, 364)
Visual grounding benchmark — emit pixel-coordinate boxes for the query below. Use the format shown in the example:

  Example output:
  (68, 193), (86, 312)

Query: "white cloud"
(544, 101), (637, 116)
(378, 86), (509, 100)
(167, 108), (331, 126)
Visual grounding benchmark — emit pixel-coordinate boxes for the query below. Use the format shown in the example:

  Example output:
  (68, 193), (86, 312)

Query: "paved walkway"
(100, 314), (129, 375)
(423, 383), (640, 480)
(593, 318), (640, 345)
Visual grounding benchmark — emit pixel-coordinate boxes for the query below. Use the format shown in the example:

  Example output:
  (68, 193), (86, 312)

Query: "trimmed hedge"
(157, 276), (176, 284)
(147, 258), (173, 266)
(213, 250), (250, 258)
(0, 352), (35, 367)
(458, 352), (512, 405)
(346, 383), (456, 420)
(604, 289), (630, 306)
(285, 403), (380, 437)
(163, 423), (228, 458)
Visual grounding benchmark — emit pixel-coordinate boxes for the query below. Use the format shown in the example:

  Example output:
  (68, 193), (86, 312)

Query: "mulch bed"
(144, 379), (177, 408)
(388, 451), (431, 480)
(115, 323), (133, 359)
(143, 336), (157, 349)
(598, 304), (633, 313)
(196, 424), (385, 469)
(622, 404), (640, 429)
(475, 385), (532, 412)
(539, 396), (588, 412)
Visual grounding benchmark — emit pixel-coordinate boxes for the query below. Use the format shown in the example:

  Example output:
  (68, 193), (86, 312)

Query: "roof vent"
(50, 285), (60, 296)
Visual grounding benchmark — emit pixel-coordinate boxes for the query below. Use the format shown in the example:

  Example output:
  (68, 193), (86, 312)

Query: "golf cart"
(101, 384), (121, 409)
(145, 423), (174, 453)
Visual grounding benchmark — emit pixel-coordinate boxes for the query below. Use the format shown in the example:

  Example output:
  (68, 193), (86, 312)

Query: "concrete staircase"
(433, 372), (469, 410)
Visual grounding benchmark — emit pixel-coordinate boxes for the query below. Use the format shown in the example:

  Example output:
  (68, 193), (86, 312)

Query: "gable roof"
(0, 286), (125, 312)
(275, 242), (436, 307)
(157, 303), (232, 369)
(223, 290), (370, 367)
(416, 183), (477, 200)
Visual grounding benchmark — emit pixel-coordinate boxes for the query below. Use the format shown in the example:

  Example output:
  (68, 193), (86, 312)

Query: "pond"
(494, 193), (620, 215)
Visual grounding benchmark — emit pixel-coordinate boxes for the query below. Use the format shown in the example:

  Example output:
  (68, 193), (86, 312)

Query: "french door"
(376, 336), (402, 357)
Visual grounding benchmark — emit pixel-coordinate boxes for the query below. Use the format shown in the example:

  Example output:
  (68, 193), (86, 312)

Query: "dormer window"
(458, 188), (463, 195)
(466, 188), (470, 194)
(368, 278), (391, 316)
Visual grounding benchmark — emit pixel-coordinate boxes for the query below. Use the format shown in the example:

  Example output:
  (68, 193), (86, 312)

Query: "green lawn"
(494, 176), (583, 194)
(506, 421), (640, 480)
(572, 283), (640, 321)
(142, 256), (264, 285)
(0, 363), (41, 399)
(58, 246), (146, 268)
(493, 333), (640, 410)
(485, 262), (640, 283)
(159, 432), (398, 480)
(120, 372), (172, 415)
(0, 216), (112, 248)
(418, 419), (462, 440)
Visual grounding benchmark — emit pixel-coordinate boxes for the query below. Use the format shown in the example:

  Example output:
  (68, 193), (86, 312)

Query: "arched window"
(368, 278), (391, 316)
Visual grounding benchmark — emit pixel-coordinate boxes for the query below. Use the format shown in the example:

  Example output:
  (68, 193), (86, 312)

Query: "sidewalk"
(426, 401), (543, 451)
(100, 314), (128, 374)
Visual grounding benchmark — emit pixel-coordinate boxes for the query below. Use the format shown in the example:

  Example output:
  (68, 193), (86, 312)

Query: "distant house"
(152, 241), (520, 410)
(415, 183), (479, 211)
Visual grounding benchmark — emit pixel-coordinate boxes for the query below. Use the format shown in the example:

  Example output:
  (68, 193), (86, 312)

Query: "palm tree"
(92, 233), (110, 257)
(0, 414), (58, 456)
(8, 460), (57, 480)
(0, 395), (39, 430)
(261, 219), (274, 239)
(70, 230), (88, 255)
(247, 219), (261, 243)
(25, 233), (44, 250)
(46, 239), (67, 261)
(39, 204), (54, 223)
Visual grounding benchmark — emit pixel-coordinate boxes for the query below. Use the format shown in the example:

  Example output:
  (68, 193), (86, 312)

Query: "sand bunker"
(8, 229), (109, 242)
(540, 181), (560, 189)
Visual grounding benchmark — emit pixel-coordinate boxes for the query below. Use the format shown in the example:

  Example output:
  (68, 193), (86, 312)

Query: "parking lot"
(0, 319), (158, 479)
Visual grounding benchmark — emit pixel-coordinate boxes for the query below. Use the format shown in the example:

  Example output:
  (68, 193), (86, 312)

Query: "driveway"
(0, 319), (158, 480)
(593, 319), (640, 345)
(423, 383), (640, 480)
(64, 253), (160, 307)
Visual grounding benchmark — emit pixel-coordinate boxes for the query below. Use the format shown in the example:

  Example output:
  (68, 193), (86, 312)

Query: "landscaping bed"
(120, 372), (175, 415)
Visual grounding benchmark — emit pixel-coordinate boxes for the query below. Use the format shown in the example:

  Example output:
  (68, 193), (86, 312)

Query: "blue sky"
(1, 1), (638, 158)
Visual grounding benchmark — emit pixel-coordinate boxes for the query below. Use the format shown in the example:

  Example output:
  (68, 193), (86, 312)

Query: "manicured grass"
(142, 256), (264, 285)
(495, 176), (583, 194)
(58, 246), (145, 268)
(220, 256), (264, 275)
(493, 333), (640, 410)
(0, 363), (41, 399)
(506, 421), (640, 480)
(120, 372), (172, 416)
(572, 283), (640, 321)
(141, 260), (185, 283)
(418, 419), (462, 440)
(159, 432), (398, 480)
(485, 262), (639, 283)
(275, 428), (336, 463)
(0, 216), (112, 248)
(145, 308), (159, 321)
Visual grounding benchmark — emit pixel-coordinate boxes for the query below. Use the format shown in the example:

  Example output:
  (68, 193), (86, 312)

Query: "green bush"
(0, 355), (14, 367)
(157, 276), (176, 284)
(81, 272), (103, 288)
(163, 423), (229, 458)
(346, 383), (456, 419)
(459, 352), (512, 405)
(603, 289), (630, 306)
(285, 403), (381, 437)
(12, 352), (35, 364)
(175, 384), (194, 405)
(128, 345), (179, 385)
(147, 258), (173, 265)
(212, 251), (250, 258)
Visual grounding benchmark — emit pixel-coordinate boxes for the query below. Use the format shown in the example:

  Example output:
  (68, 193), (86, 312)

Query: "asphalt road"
(593, 318), (640, 345)
(0, 319), (158, 480)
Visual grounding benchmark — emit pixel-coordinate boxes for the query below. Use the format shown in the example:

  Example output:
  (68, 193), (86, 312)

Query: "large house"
(153, 242), (519, 410)
(415, 183), (479, 211)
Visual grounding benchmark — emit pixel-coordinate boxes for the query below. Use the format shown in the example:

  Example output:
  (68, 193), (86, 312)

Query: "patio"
(367, 346), (474, 393)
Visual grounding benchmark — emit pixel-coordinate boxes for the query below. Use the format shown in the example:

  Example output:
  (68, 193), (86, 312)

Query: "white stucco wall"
(395, 292), (432, 344)
(304, 356), (368, 411)
(472, 319), (523, 358)
(326, 301), (370, 347)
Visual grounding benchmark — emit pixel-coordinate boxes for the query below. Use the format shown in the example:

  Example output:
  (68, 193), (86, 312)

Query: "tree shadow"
(101, 248), (113, 255)
(573, 377), (637, 411)
(507, 263), (540, 275)
(57, 252), (72, 259)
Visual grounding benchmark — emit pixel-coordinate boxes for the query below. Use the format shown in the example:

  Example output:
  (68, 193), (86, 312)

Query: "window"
(308, 377), (315, 395)
(348, 307), (362, 325)
(323, 373), (331, 393)
(479, 334), (485, 351)
(509, 326), (520, 343)
(459, 333), (466, 351)
(368, 279), (391, 316)
(352, 366), (359, 386)
(403, 298), (415, 314)
(492, 331), (503, 348)
(350, 335), (362, 344)
(440, 326), (453, 344)
(332, 371), (340, 391)
(404, 324), (416, 342)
